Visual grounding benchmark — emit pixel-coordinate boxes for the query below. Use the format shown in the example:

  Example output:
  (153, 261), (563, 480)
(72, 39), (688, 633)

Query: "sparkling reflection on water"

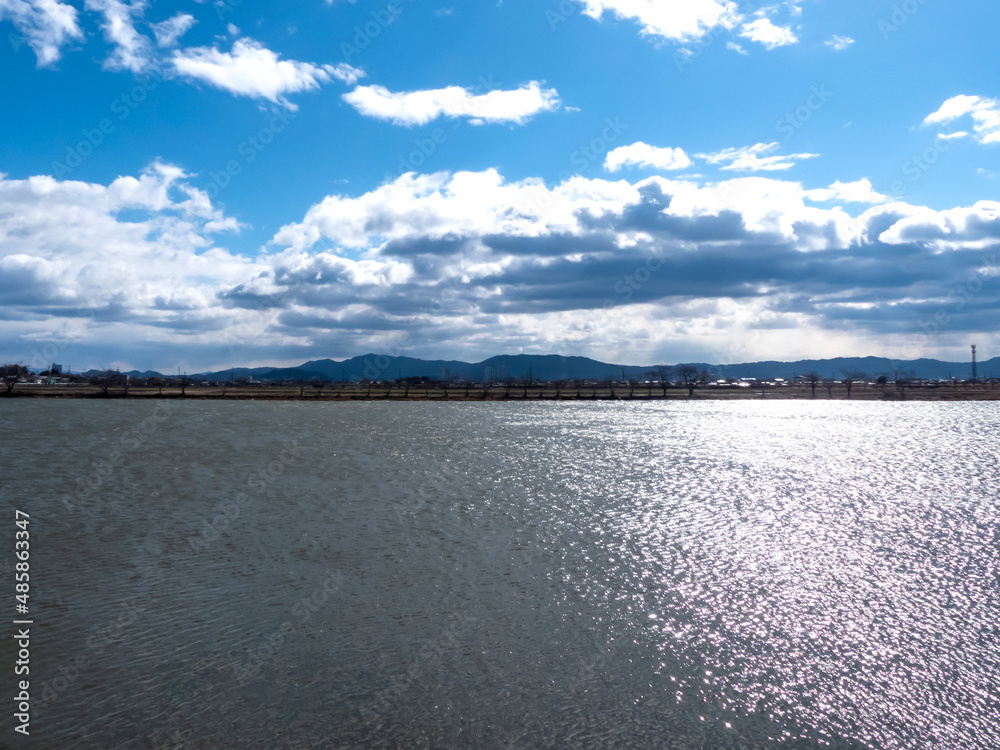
(1, 400), (998, 749)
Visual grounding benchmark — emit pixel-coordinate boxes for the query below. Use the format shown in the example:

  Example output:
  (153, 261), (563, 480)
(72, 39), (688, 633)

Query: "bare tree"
(603, 376), (616, 399)
(90, 369), (118, 396)
(554, 380), (567, 400)
(674, 365), (701, 398)
(2, 364), (27, 394)
(653, 365), (671, 397)
(892, 367), (915, 400)
(312, 379), (326, 399)
(841, 370), (866, 399)
(803, 372), (821, 399)
(822, 378), (835, 398)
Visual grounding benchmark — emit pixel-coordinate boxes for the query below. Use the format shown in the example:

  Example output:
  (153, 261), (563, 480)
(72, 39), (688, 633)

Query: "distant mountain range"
(79, 353), (995, 382)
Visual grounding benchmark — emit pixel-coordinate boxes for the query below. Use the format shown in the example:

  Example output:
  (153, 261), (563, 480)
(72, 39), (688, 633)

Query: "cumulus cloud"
(877, 201), (1000, 245)
(604, 142), (692, 172)
(825, 34), (854, 51)
(342, 81), (561, 126)
(0, 163), (248, 350)
(257, 168), (1000, 364)
(576, 0), (741, 43)
(0, 0), (82, 66)
(696, 142), (818, 172)
(923, 95), (1000, 145)
(84, 0), (152, 72)
(4, 165), (999, 369)
(172, 38), (364, 109)
(805, 179), (888, 205)
(739, 18), (798, 49)
(150, 12), (195, 48)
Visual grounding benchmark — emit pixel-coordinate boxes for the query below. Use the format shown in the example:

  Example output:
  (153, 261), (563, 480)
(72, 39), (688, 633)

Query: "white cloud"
(877, 201), (1000, 245)
(937, 131), (968, 141)
(5, 165), (999, 368)
(726, 41), (747, 55)
(577, 0), (741, 42)
(825, 34), (854, 51)
(172, 38), (364, 109)
(150, 12), (195, 48)
(342, 81), (560, 126)
(271, 169), (641, 252)
(271, 169), (865, 259)
(0, 163), (245, 322)
(923, 95), (1000, 145)
(0, 0), (82, 66)
(84, 0), (152, 73)
(604, 142), (692, 172)
(805, 179), (888, 204)
(739, 18), (798, 49)
(695, 142), (818, 172)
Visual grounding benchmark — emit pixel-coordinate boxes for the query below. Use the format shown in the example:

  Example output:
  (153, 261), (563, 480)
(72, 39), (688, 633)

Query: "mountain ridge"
(72, 353), (995, 382)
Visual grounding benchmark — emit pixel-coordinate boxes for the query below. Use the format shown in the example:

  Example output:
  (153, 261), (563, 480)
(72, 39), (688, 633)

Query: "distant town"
(2, 351), (996, 401)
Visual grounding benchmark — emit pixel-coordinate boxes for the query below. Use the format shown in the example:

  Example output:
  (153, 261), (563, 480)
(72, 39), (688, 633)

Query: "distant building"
(51, 364), (63, 374)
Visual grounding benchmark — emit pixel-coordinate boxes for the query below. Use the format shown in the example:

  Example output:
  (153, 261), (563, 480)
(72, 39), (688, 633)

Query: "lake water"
(1, 400), (998, 749)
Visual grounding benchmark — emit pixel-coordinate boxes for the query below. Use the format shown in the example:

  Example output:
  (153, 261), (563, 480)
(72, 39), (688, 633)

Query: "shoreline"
(4, 384), (999, 402)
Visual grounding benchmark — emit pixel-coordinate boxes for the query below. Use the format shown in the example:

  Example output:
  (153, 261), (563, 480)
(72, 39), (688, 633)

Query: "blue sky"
(1, 0), (998, 372)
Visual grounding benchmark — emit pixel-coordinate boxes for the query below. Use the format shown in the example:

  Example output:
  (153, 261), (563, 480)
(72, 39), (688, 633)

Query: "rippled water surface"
(2, 400), (999, 749)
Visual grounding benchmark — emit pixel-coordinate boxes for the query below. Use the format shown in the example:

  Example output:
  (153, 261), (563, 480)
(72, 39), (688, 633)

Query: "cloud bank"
(3, 164), (997, 369)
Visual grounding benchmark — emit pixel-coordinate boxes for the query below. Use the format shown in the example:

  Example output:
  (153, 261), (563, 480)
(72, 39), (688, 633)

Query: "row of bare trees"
(798, 368), (920, 399)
